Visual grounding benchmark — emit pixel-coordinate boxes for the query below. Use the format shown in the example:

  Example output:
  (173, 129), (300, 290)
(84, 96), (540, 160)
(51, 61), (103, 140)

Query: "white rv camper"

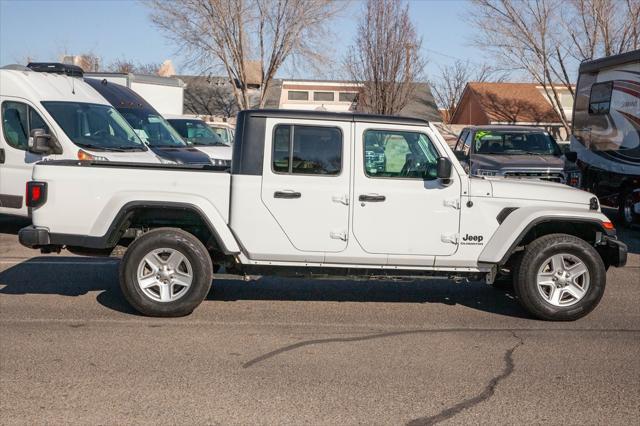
(571, 50), (640, 226)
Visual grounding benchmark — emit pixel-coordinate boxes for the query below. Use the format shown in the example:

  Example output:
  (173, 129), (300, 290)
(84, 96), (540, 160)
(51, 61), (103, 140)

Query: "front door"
(260, 119), (351, 253)
(0, 99), (51, 216)
(352, 124), (461, 257)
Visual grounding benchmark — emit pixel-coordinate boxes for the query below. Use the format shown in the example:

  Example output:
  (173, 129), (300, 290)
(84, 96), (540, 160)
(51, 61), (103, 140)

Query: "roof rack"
(27, 62), (84, 77)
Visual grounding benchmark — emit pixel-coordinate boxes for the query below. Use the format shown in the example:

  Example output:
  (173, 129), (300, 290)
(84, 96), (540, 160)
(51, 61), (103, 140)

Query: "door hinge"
(330, 231), (348, 241)
(332, 194), (349, 205)
(444, 198), (461, 209)
(441, 233), (459, 244)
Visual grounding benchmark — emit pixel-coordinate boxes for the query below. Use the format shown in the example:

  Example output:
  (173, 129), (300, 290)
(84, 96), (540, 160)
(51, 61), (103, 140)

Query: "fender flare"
(49, 200), (241, 254)
(478, 207), (613, 266)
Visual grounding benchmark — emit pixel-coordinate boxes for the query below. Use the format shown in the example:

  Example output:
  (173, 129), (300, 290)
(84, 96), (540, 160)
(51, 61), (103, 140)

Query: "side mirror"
(28, 129), (54, 155)
(564, 151), (578, 162)
(437, 157), (453, 179)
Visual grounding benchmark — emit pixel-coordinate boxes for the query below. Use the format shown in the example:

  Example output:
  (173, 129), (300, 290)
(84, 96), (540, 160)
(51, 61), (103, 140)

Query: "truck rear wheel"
(119, 228), (213, 317)
(514, 234), (606, 321)
(619, 189), (639, 227)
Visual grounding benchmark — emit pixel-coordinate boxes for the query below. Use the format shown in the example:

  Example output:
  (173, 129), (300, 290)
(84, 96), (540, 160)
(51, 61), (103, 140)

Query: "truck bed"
(29, 160), (232, 239)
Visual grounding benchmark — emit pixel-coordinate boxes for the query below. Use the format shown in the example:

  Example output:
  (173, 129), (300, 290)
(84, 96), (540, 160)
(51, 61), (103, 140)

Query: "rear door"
(260, 118), (351, 253)
(0, 98), (52, 216)
(352, 123), (461, 257)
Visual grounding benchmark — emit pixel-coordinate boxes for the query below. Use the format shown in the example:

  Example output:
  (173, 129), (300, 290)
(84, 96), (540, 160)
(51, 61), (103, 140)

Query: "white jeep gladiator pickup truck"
(19, 110), (627, 320)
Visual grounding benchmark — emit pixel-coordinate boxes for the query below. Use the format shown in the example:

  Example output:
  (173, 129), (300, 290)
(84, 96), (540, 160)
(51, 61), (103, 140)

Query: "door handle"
(359, 194), (386, 202)
(274, 190), (301, 199)
(0, 148), (4, 164)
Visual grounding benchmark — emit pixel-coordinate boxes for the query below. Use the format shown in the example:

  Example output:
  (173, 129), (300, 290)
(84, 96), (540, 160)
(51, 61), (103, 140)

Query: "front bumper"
(600, 236), (627, 268)
(18, 225), (51, 248)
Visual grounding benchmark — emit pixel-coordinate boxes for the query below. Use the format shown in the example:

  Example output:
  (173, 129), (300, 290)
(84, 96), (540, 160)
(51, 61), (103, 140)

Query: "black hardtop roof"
(462, 125), (548, 132)
(84, 77), (158, 114)
(239, 109), (430, 126)
(579, 49), (640, 74)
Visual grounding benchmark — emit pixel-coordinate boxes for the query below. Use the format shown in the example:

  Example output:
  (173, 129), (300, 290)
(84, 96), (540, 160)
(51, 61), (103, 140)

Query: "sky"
(0, 0), (486, 80)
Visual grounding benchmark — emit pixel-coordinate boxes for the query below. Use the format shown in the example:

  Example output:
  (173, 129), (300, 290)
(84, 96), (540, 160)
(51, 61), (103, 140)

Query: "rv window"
(589, 82), (613, 115)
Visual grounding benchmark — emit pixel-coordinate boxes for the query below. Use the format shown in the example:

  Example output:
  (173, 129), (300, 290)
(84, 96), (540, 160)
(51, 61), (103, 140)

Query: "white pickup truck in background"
(19, 110), (627, 320)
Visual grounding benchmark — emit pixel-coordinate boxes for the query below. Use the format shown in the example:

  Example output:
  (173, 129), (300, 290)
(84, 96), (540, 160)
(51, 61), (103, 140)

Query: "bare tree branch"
(147, 0), (343, 110)
(344, 0), (425, 115)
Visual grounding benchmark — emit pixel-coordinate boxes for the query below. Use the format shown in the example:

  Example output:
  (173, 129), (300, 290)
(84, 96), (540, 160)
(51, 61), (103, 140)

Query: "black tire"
(618, 189), (639, 228)
(119, 228), (213, 317)
(491, 252), (522, 290)
(514, 233), (606, 321)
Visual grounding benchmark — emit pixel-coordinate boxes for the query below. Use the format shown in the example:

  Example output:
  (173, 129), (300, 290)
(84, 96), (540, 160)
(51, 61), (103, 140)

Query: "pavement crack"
(406, 331), (524, 426)
(242, 328), (530, 369)
(243, 329), (427, 368)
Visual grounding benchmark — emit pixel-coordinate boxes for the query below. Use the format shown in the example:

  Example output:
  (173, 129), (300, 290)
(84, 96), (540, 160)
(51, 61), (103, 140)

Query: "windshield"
(210, 125), (233, 145)
(473, 130), (561, 155)
(168, 119), (229, 146)
(118, 108), (187, 148)
(41, 102), (146, 151)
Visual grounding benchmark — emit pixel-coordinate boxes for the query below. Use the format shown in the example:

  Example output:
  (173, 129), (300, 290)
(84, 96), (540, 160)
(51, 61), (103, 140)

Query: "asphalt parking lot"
(1, 215), (639, 425)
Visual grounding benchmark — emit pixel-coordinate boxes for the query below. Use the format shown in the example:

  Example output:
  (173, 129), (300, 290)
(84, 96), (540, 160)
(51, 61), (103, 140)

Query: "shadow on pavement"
(0, 256), (531, 319)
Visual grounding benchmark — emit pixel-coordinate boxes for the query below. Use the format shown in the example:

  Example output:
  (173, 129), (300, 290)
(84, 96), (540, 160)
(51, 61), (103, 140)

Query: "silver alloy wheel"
(136, 248), (193, 302)
(536, 253), (590, 307)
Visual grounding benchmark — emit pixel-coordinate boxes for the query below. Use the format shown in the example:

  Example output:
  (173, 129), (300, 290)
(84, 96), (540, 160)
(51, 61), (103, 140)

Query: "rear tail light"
(26, 181), (47, 208)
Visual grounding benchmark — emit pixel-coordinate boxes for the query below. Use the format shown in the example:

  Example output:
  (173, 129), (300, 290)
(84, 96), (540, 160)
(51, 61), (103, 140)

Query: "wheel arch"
(479, 209), (614, 267)
(90, 201), (240, 254)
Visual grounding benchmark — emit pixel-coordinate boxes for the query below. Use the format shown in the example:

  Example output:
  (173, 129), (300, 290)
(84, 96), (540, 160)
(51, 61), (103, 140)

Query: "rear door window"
(272, 124), (342, 175)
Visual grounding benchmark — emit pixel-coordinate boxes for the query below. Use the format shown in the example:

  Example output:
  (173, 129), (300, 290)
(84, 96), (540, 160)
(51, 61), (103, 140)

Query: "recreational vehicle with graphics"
(571, 50), (640, 226)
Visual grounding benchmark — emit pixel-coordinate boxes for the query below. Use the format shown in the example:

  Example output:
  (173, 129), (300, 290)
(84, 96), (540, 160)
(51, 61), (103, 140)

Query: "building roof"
(85, 72), (185, 87)
(452, 82), (561, 124)
(179, 75), (441, 121)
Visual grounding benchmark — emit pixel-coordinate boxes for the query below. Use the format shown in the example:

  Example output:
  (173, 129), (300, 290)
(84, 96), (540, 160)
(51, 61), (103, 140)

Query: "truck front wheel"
(119, 228), (213, 317)
(514, 234), (606, 321)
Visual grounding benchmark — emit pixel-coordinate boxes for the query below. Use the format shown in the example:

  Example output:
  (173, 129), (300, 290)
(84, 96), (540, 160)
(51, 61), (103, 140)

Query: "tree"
(430, 60), (506, 123)
(562, 0), (640, 61)
(344, 0), (425, 115)
(184, 77), (239, 118)
(471, 0), (640, 134)
(107, 58), (162, 74)
(147, 0), (343, 110)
